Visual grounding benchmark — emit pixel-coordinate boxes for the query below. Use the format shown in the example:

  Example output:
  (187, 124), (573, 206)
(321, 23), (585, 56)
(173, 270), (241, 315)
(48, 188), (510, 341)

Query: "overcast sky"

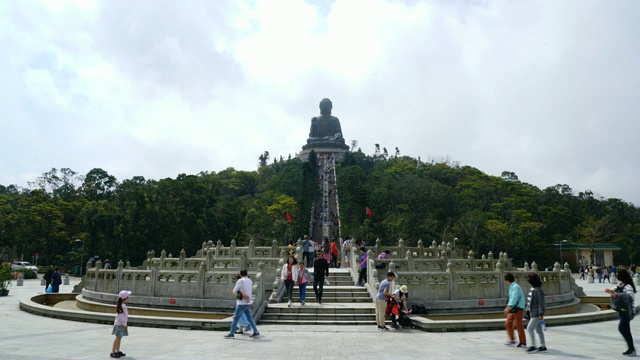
(1, 1), (639, 205)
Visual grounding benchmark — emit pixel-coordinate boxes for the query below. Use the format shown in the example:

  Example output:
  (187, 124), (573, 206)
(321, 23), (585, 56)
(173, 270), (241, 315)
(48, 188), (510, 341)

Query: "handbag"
(46, 284), (53, 293)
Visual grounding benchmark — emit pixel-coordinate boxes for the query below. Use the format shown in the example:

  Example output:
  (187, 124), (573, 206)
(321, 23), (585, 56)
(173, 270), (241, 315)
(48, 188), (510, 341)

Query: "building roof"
(549, 243), (621, 251)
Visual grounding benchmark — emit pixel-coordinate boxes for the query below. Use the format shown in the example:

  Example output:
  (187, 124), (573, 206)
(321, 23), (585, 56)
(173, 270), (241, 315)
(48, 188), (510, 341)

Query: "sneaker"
(377, 326), (383, 331)
(249, 332), (260, 338)
(538, 346), (547, 353)
(382, 326), (390, 331)
(318, 300), (322, 305)
(301, 301), (305, 305)
(623, 349), (636, 356)
(516, 343), (527, 348)
(116, 351), (126, 357)
(223, 334), (234, 339)
(288, 301), (292, 307)
(526, 346), (538, 353)
(110, 353), (120, 358)
(235, 329), (244, 334)
(505, 340), (517, 346)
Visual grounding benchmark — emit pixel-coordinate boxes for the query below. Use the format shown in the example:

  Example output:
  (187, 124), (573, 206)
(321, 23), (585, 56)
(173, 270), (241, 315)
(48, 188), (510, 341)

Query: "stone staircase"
(260, 269), (376, 325)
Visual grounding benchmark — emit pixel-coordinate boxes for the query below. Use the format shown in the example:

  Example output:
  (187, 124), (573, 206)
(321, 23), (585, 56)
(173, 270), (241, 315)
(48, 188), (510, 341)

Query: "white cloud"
(1, 0), (639, 206)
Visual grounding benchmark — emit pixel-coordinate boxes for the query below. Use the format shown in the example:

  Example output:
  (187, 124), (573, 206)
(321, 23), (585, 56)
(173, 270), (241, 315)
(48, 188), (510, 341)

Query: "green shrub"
(22, 269), (38, 279)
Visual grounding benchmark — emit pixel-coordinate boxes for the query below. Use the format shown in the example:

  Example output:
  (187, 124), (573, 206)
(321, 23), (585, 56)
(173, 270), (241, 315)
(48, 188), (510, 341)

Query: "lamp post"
(75, 239), (84, 277)
(558, 239), (568, 266)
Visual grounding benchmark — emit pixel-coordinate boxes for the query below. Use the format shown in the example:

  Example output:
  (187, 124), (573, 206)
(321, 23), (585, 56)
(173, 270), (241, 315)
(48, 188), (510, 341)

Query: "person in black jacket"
(313, 251), (329, 305)
(43, 265), (54, 291)
(51, 268), (62, 293)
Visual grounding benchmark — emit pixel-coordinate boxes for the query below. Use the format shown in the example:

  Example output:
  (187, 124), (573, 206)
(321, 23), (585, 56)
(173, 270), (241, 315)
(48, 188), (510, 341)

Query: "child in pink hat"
(111, 290), (131, 358)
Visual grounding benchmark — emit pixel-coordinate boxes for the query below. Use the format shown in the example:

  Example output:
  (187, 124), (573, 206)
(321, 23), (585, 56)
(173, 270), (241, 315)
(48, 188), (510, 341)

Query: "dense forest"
(1, 149), (639, 271)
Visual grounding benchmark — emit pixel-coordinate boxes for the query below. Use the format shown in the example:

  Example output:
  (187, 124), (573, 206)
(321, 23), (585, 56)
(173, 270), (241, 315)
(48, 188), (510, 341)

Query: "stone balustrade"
(83, 259), (268, 315)
(346, 244), (578, 314)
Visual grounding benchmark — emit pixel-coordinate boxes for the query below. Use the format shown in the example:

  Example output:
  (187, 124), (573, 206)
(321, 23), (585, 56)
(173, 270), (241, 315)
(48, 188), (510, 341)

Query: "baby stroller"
(386, 297), (415, 329)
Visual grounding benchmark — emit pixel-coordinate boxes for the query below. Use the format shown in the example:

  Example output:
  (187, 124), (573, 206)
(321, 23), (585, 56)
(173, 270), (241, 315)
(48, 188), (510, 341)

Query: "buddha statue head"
(319, 98), (332, 115)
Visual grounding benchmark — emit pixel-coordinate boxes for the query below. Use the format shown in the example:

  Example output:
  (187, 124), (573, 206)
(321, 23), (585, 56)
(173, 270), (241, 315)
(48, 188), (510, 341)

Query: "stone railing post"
(86, 259), (93, 278)
(406, 250), (413, 272)
(160, 250), (166, 270)
(416, 239), (424, 258)
(398, 238), (405, 259)
(116, 260), (124, 291)
(230, 239), (237, 258)
(216, 240), (222, 259)
(248, 239), (255, 258)
(446, 261), (454, 300)
(240, 250), (248, 270)
(179, 249), (186, 270)
(151, 261), (159, 297)
(531, 261), (538, 273)
(206, 248), (214, 271)
(496, 261), (504, 298)
(271, 240), (279, 258)
(296, 238), (303, 261)
(375, 238), (382, 257)
(126, 261), (131, 269)
(468, 250), (475, 271)
(199, 262), (206, 299)
(488, 251), (494, 270)
(257, 261), (265, 305)
(524, 262), (530, 272)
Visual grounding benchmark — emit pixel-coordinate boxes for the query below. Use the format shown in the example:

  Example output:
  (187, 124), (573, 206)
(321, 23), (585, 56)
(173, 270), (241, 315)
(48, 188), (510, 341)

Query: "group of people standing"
(43, 265), (62, 293)
(579, 264), (619, 283)
(503, 269), (637, 356)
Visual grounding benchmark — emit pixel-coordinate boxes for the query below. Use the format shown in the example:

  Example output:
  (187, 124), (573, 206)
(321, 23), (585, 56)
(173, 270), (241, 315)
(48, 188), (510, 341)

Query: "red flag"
(366, 207), (373, 219)
(285, 212), (293, 223)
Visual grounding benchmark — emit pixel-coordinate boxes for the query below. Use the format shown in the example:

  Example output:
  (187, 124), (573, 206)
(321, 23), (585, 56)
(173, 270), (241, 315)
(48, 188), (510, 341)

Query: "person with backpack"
(606, 269), (637, 356)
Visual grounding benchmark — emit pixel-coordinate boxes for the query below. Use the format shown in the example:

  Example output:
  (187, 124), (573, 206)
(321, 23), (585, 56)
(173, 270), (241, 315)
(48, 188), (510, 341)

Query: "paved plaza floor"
(1, 275), (638, 359)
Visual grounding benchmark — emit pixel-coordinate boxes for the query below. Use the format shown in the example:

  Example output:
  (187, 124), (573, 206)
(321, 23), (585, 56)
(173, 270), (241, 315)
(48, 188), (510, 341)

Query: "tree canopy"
(1, 151), (639, 270)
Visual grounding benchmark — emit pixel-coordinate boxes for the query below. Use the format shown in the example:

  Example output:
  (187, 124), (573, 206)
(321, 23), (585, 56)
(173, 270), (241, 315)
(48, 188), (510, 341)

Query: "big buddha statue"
(303, 98), (350, 150)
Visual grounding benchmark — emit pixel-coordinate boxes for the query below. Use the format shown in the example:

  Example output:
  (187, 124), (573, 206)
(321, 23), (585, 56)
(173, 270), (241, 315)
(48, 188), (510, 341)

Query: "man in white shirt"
(224, 270), (260, 338)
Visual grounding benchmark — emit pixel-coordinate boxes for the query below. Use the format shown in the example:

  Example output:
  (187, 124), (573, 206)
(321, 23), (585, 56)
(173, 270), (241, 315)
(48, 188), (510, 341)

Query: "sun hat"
(400, 285), (408, 293)
(118, 290), (132, 299)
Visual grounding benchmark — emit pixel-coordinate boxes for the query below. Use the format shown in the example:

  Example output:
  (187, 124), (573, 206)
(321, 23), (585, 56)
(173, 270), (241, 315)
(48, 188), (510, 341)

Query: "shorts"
(112, 325), (128, 337)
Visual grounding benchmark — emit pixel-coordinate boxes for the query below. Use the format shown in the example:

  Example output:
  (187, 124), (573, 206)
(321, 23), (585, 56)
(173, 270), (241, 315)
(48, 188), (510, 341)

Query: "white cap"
(118, 290), (132, 299)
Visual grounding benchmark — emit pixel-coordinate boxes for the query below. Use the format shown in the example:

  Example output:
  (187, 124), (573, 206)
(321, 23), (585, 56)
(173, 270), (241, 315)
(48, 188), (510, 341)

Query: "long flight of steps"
(260, 268), (376, 325)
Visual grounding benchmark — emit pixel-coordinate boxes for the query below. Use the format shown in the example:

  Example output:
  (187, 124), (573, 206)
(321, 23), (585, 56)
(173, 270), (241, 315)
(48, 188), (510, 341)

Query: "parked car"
(11, 261), (39, 273)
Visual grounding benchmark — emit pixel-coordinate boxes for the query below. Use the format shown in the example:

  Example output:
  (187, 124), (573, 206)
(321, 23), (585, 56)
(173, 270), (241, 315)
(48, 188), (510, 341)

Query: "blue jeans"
(228, 305), (258, 335)
(299, 283), (307, 303)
